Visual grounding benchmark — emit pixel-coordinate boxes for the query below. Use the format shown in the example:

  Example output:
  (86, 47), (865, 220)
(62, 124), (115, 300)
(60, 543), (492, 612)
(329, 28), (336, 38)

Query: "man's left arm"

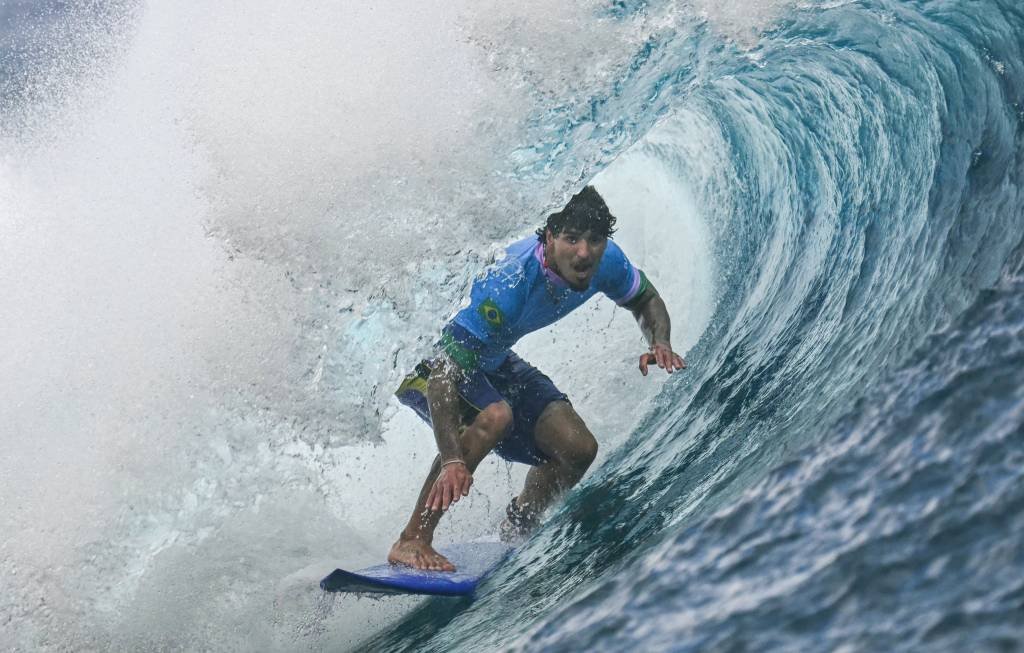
(595, 240), (686, 375)
(625, 284), (687, 376)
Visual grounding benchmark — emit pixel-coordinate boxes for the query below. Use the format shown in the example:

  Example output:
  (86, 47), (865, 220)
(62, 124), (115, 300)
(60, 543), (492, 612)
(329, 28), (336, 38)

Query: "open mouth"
(568, 263), (592, 288)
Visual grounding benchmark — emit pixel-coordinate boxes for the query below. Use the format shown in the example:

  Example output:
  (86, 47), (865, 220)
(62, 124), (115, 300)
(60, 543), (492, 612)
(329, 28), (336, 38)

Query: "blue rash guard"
(440, 236), (648, 371)
(396, 235), (651, 465)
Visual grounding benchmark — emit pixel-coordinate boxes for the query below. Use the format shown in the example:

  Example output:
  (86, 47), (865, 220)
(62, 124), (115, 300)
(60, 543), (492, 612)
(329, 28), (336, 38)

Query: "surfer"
(389, 186), (686, 571)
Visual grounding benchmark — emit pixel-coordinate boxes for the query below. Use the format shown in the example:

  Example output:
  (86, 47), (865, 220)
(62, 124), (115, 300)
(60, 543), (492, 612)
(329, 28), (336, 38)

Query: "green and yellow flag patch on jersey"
(439, 331), (480, 370)
(478, 298), (504, 330)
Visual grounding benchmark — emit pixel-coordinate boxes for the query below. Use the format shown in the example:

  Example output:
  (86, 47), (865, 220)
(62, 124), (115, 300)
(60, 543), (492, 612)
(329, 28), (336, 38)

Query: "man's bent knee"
(544, 430), (598, 473)
(535, 402), (598, 471)
(467, 401), (513, 447)
(566, 433), (598, 471)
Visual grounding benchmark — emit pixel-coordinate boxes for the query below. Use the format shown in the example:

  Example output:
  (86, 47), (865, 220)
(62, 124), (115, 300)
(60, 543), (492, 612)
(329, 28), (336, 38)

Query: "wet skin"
(543, 227), (608, 291)
(387, 400), (598, 572)
(389, 227), (686, 571)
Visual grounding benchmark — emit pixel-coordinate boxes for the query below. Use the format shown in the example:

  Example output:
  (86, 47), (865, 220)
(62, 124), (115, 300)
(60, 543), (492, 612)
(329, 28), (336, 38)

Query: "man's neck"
(540, 242), (570, 289)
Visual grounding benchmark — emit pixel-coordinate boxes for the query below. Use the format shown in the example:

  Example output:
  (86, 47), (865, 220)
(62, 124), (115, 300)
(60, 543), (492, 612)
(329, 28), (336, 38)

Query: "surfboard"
(320, 541), (512, 596)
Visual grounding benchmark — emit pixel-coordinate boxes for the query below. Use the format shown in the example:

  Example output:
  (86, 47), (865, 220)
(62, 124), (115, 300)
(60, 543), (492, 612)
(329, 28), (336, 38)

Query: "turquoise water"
(365, 1), (1024, 650)
(2, 1), (1023, 650)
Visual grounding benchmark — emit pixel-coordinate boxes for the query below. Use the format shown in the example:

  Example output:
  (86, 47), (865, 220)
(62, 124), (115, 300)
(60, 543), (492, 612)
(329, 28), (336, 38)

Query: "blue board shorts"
(395, 352), (569, 466)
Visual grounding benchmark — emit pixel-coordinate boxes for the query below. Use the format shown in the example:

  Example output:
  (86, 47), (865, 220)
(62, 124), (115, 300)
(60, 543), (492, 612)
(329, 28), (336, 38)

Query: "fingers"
(425, 484), (438, 511)
(452, 469), (473, 502)
(426, 472), (448, 512)
(430, 477), (449, 512)
(639, 353), (651, 376)
(657, 347), (670, 372)
(444, 471), (466, 509)
(446, 479), (457, 510)
(425, 469), (474, 513)
(641, 348), (688, 375)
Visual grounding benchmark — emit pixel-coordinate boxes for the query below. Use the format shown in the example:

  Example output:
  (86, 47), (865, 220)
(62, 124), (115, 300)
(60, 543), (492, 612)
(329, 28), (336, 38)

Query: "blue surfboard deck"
(320, 541), (512, 596)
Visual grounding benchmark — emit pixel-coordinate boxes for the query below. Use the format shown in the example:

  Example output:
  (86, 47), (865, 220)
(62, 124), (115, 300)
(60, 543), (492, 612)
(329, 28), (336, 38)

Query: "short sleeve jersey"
(440, 236), (647, 372)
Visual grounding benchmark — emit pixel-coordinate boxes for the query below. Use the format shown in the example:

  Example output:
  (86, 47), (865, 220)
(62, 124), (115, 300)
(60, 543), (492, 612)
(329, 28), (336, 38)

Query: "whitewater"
(1, 0), (1022, 650)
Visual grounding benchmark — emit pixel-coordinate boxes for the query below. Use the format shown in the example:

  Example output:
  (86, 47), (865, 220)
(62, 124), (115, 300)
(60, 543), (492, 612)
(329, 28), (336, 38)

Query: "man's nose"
(575, 241), (592, 259)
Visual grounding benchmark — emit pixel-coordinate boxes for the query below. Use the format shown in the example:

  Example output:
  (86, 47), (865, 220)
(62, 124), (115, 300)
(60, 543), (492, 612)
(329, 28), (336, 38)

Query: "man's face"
(544, 228), (608, 291)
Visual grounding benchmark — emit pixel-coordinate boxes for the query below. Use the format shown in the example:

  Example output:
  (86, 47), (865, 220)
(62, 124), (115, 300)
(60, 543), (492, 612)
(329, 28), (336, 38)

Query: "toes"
(401, 548), (455, 571)
(427, 554), (453, 571)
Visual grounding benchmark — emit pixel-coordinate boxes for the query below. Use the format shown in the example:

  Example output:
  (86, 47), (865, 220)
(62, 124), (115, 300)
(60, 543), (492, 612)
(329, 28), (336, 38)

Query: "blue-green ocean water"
(365, 1), (1024, 651)
(3, 1), (1023, 651)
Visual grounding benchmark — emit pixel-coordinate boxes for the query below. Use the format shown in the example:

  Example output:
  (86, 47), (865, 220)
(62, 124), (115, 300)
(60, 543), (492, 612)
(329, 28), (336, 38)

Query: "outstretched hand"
(639, 342), (686, 376)
(426, 461), (473, 512)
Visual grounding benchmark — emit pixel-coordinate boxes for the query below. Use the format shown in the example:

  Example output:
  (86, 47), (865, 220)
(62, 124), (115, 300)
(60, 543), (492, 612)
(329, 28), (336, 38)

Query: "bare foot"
(499, 497), (539, 544)
(388, 537), (456, 572)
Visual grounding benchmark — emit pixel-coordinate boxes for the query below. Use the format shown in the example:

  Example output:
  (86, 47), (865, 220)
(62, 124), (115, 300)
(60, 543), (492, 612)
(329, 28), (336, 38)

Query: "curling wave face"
(364, 0), (1024, 651)
(2, 0), (1023, 650)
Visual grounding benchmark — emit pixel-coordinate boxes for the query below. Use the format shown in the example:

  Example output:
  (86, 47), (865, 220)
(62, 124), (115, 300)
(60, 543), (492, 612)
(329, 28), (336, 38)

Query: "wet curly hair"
(535, 185), (618, 242)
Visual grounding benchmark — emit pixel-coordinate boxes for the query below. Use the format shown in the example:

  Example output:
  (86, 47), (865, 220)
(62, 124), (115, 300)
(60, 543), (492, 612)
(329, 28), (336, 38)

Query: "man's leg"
(511, 401), (598, 532)
(388, 401), (512, 571)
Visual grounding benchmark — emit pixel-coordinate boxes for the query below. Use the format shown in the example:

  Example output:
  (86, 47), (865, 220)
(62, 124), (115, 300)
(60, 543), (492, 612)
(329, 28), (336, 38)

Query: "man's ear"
(545, 228), (554, 246)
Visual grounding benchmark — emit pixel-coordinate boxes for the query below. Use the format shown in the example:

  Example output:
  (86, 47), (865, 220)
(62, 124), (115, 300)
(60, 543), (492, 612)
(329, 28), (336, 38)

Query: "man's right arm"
(422, 256), (524, 511)
(426, 356), (466, 464)
(423, 355), (474, 512)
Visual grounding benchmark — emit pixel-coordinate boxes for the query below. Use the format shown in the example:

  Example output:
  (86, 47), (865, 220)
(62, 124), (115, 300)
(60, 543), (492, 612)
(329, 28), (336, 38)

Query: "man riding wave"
(390, 186), (686, 571)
